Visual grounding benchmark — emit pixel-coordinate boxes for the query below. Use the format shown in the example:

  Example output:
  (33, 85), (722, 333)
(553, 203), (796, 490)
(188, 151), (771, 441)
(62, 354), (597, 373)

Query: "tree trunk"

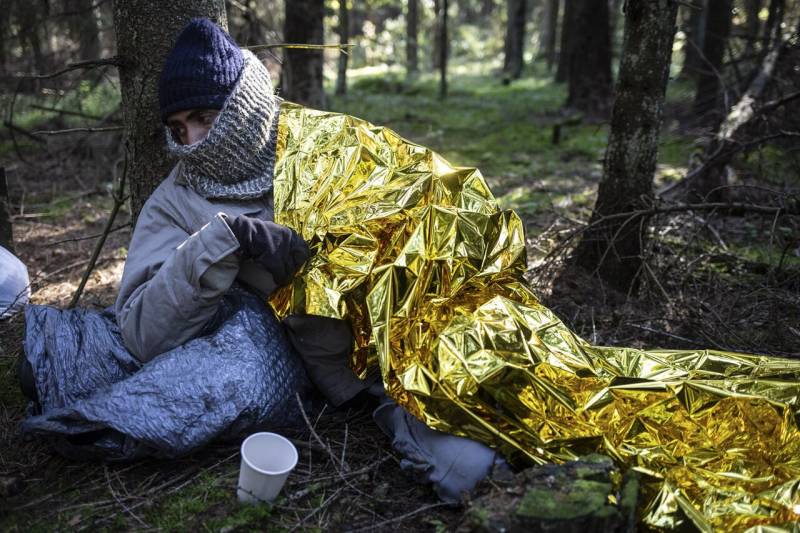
(761, 0), (785, 53)
(555, 0), (575, 83)
(0, 8), (8, 74)
(112, 0), (228, 221)
(433, 0), (442, 69)
(683, 35), (785, 202)
(16, 0), (50, 74)
(743, 0), (762, 57)
(439, 0), (448, 99)
(572, 0), (679, 293)
(282, 0), (326, 108)
(68, 0), (101, 60)
(539, 0), (560, 70)
(406, 0), (419, 77)
(503, 0), (527, 80)
(226, 0), (267, 46)
(335, 0), (349, 96)
(608, 0), (623, 56)
(566, 0), (613, 116)
(0, 168), (13, 253)
(691, 0), (733, 126)
(680, 0), (708, 78)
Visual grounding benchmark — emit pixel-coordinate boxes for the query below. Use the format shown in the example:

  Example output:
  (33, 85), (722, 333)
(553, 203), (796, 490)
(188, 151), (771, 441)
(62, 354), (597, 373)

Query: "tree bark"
(226, 0), (267, 46)
(539, 0), (560, 71)
(439, 0), (448, 99)
(680, 0), (708, 78)
(682, 39), (785, 201)
(743, 0), (762, 57)
(0, 168), (13, 253)
(0, 7), (9, 74)
(16, 0), (50, 74)
(566, 0), (613, 116)
(691, 0), (733, 126)
(406, 0), (419, 77)
(555, 0), (575, 83)
(112, 0), (228, 221)
(433, 0), (442, 69)
(282, 0), (326, 108)
(761, 0), (785, 56)
(503, 0), (527, 80)
(335, 0), (349, 96)
(67, 0), (101, 60)
(572, 0), (679, 292)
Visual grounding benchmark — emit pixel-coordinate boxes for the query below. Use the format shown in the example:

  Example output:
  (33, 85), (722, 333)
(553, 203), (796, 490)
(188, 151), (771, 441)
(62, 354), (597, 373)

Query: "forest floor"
(1, 60), (799, 531)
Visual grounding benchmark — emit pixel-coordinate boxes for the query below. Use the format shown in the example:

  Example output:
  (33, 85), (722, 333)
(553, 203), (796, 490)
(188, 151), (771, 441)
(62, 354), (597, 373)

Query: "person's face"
(166, 108), (220, 145)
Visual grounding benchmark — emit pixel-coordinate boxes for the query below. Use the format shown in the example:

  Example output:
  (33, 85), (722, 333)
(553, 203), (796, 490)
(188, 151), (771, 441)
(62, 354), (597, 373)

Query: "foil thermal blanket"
(270, 103), (800, 531)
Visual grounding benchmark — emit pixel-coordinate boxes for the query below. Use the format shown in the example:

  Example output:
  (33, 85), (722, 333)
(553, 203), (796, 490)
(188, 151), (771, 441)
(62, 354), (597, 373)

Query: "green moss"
(467, 506), (491, 528)
(619, 472), (640, 515)
(515, 480), (612, 520)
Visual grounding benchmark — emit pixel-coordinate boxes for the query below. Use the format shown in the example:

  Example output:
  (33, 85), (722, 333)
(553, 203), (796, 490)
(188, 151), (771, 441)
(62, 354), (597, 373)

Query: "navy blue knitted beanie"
(159, 18), (244, 122)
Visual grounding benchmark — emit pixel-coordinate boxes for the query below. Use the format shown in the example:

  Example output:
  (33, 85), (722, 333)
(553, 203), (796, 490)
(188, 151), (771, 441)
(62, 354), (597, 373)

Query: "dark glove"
(225, 214), (311, 286)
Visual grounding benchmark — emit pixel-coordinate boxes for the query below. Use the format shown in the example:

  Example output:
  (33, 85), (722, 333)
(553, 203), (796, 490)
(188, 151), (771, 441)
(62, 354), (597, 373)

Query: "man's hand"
(225, 214), (311, 286)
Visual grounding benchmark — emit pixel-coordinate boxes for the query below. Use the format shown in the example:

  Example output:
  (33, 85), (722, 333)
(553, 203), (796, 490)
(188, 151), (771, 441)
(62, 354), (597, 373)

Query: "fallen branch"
(349, 502), (451, 532)
(592, 201), (795, 225)
(44, 223), (131, 247)
(534, 199), (798, 272)
(0, 168), (13, 252)
(68, 152), (128, 308)
(295, 393), (348, 472)
(2, 121), (46, 144)
(7, 57), (122, 81)
(31, 126), (123, 136)
(663, 40), (786, 200)
(29, 104), (105, 120)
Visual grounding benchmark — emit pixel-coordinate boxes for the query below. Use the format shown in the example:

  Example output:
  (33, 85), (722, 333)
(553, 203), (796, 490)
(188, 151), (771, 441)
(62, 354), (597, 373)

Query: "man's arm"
(115, 197), (240, 363)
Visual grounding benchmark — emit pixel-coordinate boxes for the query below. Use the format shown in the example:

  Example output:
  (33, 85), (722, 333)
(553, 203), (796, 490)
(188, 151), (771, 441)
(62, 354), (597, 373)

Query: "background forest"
(1, 0), (799, 530)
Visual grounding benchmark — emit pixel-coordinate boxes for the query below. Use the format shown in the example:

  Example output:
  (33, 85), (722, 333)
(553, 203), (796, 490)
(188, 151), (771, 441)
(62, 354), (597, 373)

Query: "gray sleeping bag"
(21, 288), (311, 460)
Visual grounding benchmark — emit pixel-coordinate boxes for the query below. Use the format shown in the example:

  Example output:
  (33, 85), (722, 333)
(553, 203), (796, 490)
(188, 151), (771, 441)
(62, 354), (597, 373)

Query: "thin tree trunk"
(566, 0), (613, 116)
(743, 0), (762, 57)
(761, 0), (785, 53)
(335, 0), (349, 96)
(0, 168), (13, 253)
(539, 0), (560, 70)
(439, 0), (448, 99)
(572, 0), (679, 292)
(112, 0), (228, 221)
(68, 0), (101, 60)
(406, 0), (419, 77)
(503, 0), (527, 80)
(691, 0), (733, 126)
(684, 37), (785, 201)
(16, 1), (49, 74)
(0, 8), (8, 74)
(433, 0), (442, 69)
(282, 0), (326, 108)
(555, 0), (575, 82)
(608, 0), (623, 57)
(680, 0), (708, 78)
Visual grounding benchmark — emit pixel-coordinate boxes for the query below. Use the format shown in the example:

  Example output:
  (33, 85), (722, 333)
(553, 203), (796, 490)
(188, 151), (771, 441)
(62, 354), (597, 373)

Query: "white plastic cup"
(237, 432), (298, 504)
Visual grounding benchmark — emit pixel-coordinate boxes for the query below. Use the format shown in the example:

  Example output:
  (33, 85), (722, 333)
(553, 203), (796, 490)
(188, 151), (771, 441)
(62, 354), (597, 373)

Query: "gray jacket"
(115, 161), (369, 405)
(115, 163), (277, 363)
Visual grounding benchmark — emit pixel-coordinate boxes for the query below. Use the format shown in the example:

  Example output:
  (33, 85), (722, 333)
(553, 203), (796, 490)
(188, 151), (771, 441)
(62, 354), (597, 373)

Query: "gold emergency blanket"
(269, 102), (800, 531)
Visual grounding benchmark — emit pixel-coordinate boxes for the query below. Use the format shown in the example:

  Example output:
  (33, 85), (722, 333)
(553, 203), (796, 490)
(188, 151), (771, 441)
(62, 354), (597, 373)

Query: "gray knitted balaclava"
(165, 49), (280, 200)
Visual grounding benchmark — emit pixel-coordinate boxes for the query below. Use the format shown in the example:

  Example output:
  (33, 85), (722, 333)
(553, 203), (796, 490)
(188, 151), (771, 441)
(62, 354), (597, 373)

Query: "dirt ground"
(1, 71), (799, 531)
